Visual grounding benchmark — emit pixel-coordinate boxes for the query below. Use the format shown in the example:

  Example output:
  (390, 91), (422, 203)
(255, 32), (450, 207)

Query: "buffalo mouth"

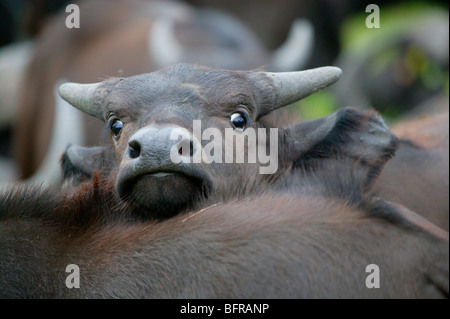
(116, 166), (212, 217)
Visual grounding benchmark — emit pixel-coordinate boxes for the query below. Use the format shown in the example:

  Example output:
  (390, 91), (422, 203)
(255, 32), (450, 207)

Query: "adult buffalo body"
(1, 156), (448, 298)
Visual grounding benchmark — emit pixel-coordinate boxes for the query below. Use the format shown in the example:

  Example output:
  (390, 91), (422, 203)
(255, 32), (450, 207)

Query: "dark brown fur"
(1, 158), (448, 298)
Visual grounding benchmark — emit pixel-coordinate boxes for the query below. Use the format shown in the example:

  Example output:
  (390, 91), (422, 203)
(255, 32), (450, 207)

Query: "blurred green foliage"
(340, 1), (446, 52)
(296, 91), (339, 120)
(295, 1), (449, 121)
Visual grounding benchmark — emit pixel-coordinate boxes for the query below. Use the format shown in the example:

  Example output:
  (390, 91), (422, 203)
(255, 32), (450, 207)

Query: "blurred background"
(0, 0), (448, 186)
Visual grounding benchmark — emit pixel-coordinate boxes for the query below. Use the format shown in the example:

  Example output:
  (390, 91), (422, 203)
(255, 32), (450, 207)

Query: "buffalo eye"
(111, 119), (124, 137)
(230, 112), (248, 131)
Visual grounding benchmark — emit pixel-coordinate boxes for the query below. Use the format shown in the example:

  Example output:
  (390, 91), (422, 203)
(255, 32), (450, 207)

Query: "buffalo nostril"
(128, 141), (141, 159)
(178, 139), (194, 157)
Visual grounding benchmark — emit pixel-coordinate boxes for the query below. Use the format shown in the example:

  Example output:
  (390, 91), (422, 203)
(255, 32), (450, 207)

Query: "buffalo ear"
(280, 107), (398, 190)
(60, 144), (109, 188)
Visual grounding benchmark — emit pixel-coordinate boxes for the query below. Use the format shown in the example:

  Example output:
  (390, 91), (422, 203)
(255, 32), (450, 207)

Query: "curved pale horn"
(58, 82), (104, 119)
(260, 66), (342, 112)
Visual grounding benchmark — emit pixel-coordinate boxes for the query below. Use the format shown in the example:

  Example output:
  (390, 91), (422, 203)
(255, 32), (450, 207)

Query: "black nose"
(125, 126), (200, 165)
(128, 140), (141, 159)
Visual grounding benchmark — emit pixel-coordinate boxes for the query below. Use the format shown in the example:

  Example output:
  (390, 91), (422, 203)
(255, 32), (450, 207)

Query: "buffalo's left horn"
(58, 82), (104, 119)
(256, 66), (342, 115)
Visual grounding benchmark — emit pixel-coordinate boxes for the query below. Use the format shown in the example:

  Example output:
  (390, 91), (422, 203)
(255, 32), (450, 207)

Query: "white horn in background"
(271, 19), (314, 72)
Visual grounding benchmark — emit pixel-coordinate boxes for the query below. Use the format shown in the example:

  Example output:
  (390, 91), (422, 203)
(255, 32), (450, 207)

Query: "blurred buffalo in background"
(0, 0), (312, 185)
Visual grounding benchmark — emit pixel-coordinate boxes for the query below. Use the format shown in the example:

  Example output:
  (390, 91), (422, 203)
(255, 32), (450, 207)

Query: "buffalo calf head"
(59, 64), (396, 218)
